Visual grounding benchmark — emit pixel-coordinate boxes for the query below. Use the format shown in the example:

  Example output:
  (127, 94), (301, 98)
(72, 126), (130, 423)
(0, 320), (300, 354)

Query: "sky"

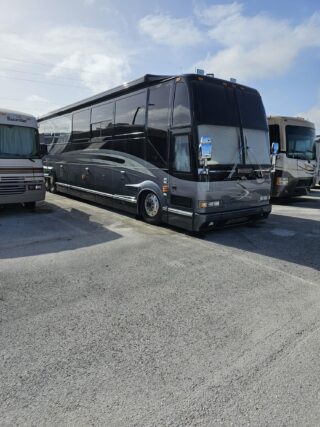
(0, 0), (319, 132)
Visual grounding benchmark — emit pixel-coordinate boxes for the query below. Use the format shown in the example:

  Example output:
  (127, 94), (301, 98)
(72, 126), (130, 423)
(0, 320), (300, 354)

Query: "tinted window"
(237, 89), (268, 130)
(192, 81), (239, 127)
(40, 115), (72, 154)
(39, 120), (55, 145)
(92, 120), (114, 138)
(53, 116), (72, 144)
(173, 82), (191, 126)
(269, 124), (280, 146)
(72, 109), (90, 140)
(146, 83), (171, 168)
(172, 135), (191, 172)
(115, 91), (146, 126)
(91, 102), (114, 124)
(147, 82), (171, 129)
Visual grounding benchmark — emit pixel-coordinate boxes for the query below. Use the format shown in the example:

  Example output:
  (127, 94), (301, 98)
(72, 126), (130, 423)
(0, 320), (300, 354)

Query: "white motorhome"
(268, 116), (316, 198)
(0, 109), (45, 208)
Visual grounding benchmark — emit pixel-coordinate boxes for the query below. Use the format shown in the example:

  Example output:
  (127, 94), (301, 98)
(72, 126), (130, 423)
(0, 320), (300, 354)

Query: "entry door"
(168, 130), (195, 227)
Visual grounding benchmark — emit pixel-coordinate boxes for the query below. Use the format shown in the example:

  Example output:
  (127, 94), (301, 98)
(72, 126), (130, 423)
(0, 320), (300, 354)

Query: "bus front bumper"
(193, 204), (272, 231)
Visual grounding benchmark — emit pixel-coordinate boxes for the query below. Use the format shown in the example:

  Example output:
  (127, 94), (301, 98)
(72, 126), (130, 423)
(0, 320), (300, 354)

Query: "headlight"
(276, 177), (289, 185)
(259, 195), (269, 201)
(28, 184), (42, 190)
(199, 200), (221, 208)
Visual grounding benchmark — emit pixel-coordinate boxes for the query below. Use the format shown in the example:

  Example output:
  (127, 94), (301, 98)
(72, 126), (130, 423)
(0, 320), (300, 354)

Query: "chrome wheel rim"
(144, 193), (160, 217)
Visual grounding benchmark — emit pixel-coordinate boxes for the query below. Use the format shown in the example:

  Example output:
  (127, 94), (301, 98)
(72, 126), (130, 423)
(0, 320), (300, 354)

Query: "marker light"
(276, 177), (289, 186)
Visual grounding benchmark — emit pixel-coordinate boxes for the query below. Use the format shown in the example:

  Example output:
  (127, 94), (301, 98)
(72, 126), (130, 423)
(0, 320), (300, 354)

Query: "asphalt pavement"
(0, 190), (319, 426)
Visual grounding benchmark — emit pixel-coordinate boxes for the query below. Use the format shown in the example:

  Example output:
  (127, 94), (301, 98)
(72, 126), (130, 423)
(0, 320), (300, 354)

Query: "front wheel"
(141, 192), (162, 225)
(49, 175), (57, 194)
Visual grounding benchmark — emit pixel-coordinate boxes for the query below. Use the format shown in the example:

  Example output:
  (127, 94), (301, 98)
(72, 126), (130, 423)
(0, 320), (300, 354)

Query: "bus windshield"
(192, 80), (269, 166)
(0, 125), (39, 158)
(286, 125), (316, 160)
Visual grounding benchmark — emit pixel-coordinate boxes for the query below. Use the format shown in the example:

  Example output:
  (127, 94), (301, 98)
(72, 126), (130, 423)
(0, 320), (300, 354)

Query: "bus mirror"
(199, 136), (212, 162)
(271, 142), (279, 155)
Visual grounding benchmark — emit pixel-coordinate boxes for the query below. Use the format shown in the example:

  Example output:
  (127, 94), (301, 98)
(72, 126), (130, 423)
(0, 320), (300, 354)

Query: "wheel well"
(137, 189), (162, 216)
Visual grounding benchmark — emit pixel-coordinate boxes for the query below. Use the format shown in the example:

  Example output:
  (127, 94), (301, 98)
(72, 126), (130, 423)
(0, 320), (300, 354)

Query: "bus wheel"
(49, 176), (57, 194)
(141, 191), (162, 225)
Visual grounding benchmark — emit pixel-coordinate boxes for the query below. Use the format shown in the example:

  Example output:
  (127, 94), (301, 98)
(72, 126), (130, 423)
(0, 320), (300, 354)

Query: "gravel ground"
(0, 190), (319, 426)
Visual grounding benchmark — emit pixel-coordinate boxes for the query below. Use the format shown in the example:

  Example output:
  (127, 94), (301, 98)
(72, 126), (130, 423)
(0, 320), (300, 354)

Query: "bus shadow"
(203, 213), (320, 271)
(0, 202), (122, 259)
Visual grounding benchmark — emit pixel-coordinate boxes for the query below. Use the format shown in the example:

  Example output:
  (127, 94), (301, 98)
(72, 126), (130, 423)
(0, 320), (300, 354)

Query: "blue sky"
(0, 0), (319, 131)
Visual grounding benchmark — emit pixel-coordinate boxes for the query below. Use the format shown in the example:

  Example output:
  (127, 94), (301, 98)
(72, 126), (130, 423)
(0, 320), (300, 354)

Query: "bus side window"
(39, 121), (55, 148)
(49, 115), (72, 154)
(115, 92), (146, 127)
(91, 102), (114, 138)
(146, 82), (172, 168)
(72, 109), (90, 141)
(173, 82), (191, 127)
(172, 135), (191, 173)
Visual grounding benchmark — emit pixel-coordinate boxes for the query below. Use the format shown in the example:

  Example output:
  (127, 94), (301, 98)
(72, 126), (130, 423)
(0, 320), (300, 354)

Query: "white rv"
(0, 109), (45, 208)
(268, 116), (316, 198)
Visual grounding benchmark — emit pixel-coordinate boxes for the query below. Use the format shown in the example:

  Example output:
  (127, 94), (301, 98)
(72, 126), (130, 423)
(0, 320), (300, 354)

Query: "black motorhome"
(39, 74), (272, 232)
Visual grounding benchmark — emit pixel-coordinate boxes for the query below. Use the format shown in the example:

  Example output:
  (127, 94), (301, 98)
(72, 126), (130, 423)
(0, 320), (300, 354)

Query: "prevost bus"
(268, 116), (316, 198)
(0, 109), (45, 208)
(38, 74), (271, 232)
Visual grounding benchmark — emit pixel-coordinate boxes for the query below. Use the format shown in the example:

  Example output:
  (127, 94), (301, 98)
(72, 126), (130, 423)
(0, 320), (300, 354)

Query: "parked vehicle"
(314, 135), (320, 187)
(38, 74), (271, 232)
(268, 116), (316, 198)
(0, 108), (45, 208)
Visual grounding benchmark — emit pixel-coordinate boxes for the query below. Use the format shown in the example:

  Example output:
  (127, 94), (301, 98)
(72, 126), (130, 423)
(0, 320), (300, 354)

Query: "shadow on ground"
(0, 201), (121, 260)
(203, 210), (320, 271)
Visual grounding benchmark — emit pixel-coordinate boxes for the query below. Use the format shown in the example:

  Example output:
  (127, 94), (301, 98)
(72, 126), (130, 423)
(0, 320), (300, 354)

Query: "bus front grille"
(0, 176), (26, 195)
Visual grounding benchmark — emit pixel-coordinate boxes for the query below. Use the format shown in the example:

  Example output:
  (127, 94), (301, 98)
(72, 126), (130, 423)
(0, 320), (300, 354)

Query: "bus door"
(168, 129), (195, 229)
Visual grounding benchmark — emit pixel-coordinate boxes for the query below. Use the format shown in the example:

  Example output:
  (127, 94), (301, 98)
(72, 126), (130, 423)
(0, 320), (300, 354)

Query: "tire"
(141, 191), (162, 225)
(49, 175), (57, 194)
(25, 201), (36, 210)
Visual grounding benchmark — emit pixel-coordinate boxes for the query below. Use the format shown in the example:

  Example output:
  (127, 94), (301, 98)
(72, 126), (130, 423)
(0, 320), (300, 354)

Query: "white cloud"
(43, 26), (132, 92)
(27, 95), (49, 103)
(298, 105), (320, 134)
(194, 4), (320, 82)
(194, 2), (243, 25)
(138, 14), (203, 47)
(0, 25), (132, 94)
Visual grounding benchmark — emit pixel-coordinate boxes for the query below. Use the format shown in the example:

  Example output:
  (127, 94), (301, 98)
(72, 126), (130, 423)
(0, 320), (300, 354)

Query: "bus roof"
(267, 116), (315, 129)
(0, 108), (37, 128)
(38, 74), (173, 121)
(38, 73), (260, 122)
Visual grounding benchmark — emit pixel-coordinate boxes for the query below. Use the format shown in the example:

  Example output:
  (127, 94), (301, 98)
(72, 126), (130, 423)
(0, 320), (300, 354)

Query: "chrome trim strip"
(113, 194), (136, 203)
(56, 182), (137, 204)
(166, 207), (193, 218)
